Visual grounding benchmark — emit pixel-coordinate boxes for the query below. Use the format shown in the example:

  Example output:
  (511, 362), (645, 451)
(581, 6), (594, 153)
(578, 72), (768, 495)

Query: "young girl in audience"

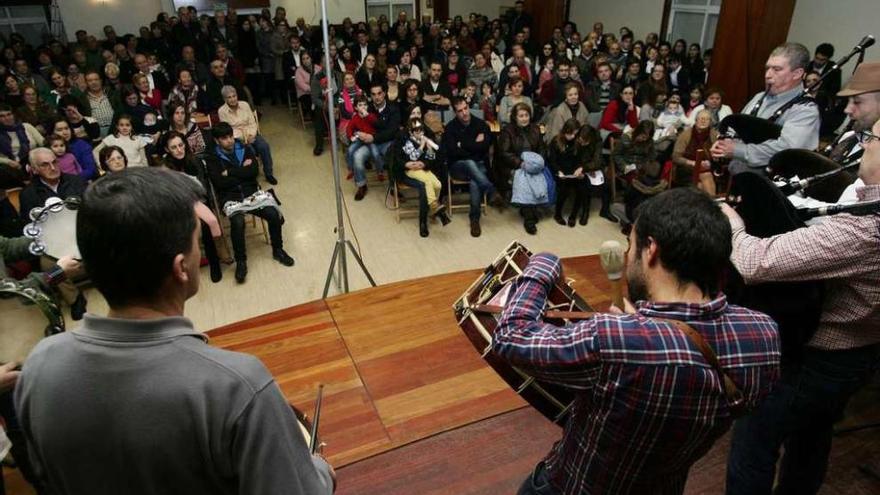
(393, 118), (448, 237)
(479, 82), (497, 123)
(48, 134), (82, 177)
(537, 58), (555, 99)
(549, 118), (585, 227)
(345, 95), (379, 177)
(685, 85), (703, 117)
(93, 115), (148, 168)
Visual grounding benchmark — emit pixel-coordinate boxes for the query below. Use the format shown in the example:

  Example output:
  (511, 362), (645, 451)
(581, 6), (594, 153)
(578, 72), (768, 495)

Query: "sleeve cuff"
(732, 143), (747, 161)
(44, 264), (67, 286)
(522, 253), (561, 286)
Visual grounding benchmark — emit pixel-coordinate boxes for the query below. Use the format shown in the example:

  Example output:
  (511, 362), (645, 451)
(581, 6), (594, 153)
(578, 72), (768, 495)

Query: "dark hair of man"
(451, 95), (468, 110)
(815, 42), (834, 58)
(633, 188), (731, 296)
(77, 168), (204, 307)
(58, 95), (85, 114)
(368, 80), (387, 94)
(84, 69), (102, 81)
(596, 61), (611, 73)
(621, 33), (633, 43)
(705, 86), (724, 99)
(557, 58), (571, 69)
(211, 121), (234, 139)
(0, 103), (12, 114)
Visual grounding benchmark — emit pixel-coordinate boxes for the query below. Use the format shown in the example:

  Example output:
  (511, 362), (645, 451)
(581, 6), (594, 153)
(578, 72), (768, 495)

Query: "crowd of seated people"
(0, 0), (848, 290)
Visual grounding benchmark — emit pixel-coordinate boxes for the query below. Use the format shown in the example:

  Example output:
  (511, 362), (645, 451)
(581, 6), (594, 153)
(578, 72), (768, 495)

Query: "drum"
(0, 278), (65, 364)
(23, 196), (81, 260)
(453, 241), (593, 425)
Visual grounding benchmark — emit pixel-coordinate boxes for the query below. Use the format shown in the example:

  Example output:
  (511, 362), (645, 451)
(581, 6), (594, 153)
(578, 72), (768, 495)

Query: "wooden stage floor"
(208, 253), (614, 468)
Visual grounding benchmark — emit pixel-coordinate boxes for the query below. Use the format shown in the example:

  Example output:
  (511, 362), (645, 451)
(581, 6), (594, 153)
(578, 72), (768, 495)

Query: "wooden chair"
(287, 88), (308, 129)
(391, 180), (421, 223)
(207, 180), (269, 262)
(447, 175), (487, 215)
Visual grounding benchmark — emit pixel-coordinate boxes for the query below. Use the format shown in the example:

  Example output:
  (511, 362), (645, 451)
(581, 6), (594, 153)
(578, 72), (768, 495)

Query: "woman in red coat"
(599, 85), (639, 135)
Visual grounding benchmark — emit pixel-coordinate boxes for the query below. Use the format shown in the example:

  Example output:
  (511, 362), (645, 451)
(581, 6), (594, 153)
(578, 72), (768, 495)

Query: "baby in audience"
(47, 134), (82, 177)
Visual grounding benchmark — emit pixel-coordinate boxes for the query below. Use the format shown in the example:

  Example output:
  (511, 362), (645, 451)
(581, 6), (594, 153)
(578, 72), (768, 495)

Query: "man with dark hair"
(205, 122), (293, 283)
(203, 58), (241, 113)
(495, 188), (780, 495)
(808, 42), (841, 95)
(442, 96), (505, 237)
(510, 0), (532, 37)
(14, 168), (334, 494)
(538, 58), (586, 108)
(351, 30), (375, 65)
(585, 62), (620, 113)
(667, 55), (690, 97)
(723, 116), (880, 495)
(421, 61), (453, 111)
(350, 81), (400, 200)
(134, 52), (171, 96)
(711, 42), (819, 174)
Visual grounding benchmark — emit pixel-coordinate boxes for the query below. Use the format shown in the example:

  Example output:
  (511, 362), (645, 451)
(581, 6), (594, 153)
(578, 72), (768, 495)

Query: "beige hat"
(838, 62), (880, 96)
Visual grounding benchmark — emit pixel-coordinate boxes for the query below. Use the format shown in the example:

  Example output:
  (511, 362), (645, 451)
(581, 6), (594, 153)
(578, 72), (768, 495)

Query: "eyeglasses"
(857, 129), (880, 145)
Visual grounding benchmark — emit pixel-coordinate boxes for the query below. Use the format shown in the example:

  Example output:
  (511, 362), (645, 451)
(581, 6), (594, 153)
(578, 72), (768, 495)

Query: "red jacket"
(599, 99), (638, 132)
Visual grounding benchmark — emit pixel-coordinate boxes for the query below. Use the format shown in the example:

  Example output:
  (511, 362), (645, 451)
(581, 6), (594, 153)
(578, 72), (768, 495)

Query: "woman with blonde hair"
(672, 109), (719, 194)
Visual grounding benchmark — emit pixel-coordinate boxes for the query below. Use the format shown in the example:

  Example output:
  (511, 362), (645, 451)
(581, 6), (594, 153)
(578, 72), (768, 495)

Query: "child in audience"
(462, 81), (479, 109)
(93, 115), (149, 168)
(345, 95), (380, 177)
(479, 82), (497, 123)
(47, 133), (82, 177)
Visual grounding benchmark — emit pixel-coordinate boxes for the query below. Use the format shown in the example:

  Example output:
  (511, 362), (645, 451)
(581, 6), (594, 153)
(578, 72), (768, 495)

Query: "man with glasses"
(710, 43), (820, 175)
(350, 82), (400, 201)
(722, 114), (880, 495)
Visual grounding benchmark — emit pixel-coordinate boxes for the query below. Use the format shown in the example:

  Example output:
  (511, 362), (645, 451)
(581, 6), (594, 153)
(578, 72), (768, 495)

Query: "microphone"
(599, 240), (626, 311)
(857, 35), (876, 51)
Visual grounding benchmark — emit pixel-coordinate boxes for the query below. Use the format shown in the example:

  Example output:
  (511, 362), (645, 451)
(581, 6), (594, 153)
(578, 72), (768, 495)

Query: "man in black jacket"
(442, 97), (506, 237)
(19, 147), (88, 319)
(204, 123), (293, 283)
(351, 82), (400, 200)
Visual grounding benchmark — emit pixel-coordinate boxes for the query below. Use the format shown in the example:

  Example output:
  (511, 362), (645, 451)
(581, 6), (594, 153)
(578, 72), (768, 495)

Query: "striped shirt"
(87, 91), (115, 137)
(493, 253), (780, 495)
(730, 184), (880, 350)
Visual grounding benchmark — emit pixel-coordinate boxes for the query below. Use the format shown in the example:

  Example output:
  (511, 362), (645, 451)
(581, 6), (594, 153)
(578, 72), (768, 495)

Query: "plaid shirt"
(730, 184), (880, 350)
(493, 253), (780, 495)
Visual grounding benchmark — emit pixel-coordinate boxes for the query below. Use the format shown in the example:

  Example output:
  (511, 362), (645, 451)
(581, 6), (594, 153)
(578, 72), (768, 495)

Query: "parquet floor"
(207, 253), (614, 468)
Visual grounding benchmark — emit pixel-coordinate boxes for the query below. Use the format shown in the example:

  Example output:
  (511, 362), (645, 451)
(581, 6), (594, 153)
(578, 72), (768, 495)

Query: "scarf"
(684, 126), (712, 160)
(0, 122), (30, 162)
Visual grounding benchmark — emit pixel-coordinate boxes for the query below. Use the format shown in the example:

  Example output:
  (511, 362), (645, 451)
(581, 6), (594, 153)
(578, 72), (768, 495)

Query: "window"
(666, 0), (721, 50)
(365, 0), (415, 22)
(0, 5), (49, 47)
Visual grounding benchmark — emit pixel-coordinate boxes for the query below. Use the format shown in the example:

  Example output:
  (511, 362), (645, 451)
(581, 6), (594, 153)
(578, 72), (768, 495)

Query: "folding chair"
(391, 180), (421, 223)
(447, 175), (487, 215)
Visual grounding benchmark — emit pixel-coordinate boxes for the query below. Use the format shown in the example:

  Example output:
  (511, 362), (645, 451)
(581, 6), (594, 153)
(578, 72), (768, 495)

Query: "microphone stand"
(318, 0), (376, 297)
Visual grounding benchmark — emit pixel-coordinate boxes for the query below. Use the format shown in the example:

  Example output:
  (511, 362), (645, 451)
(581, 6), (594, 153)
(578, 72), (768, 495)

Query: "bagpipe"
(713, 36), (875, 174)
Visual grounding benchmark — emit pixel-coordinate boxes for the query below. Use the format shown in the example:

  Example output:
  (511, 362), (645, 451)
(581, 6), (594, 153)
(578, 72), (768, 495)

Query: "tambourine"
(23, 196), (81, 260)
(0, 278), (65, 364)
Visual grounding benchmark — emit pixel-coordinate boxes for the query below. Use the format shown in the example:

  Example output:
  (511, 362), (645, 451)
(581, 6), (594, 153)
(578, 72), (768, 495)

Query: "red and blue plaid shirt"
(493, 253), (780, 494)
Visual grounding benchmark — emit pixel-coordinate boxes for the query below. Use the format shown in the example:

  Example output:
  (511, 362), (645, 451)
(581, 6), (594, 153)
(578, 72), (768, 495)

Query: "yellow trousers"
(405, 169), (443, 208)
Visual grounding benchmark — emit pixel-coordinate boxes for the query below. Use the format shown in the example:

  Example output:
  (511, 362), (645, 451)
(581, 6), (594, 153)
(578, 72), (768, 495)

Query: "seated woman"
(294, 51), (319, 119)
(684, 85), (703, 118)
(168, 68), (201, 116)
(397, 50), (421, 82)
(385, 65), (401, 104)
(3, 74), (24, 109)
(58, 95), (101, 144)
(398, 78), (423, 118)
(443, 50), (467, 97)
(671, 109), (718, 194)
(48, 117), (98, 181)
(682, 86), (732, 128)
(576, 123), (618, 223)
(599, 86), (639, 138)
(355, 54), (385, 95)
(15, 84), (56, 136)
(549, 118), (584, 228)
(498, 76), (533, 126)
(46, 67), (88, 111)
(115, 85), (167, 154)
(133, 73), (163, 112)
(97, 145), (128, 175)
(497, 102), (543, 197)
(392, 117), (450, 237)
(613, 120), (668, 222)
(544, 82), (588, 144)
(94, 114), (149, 168)
(168, 102), (213, 156)
(158, 131), (222, 282)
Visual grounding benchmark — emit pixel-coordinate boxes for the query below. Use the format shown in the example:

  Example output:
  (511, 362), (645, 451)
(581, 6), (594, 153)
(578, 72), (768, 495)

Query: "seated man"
(204, 123), (293, 283)
(421, 61), (453, 112)
(537, 58), (586, 108)
(218, 85), (277, 185)
(495, 188), (780, 495)
(442, 96), (506, 238)
(203, 59), (241, 114)
(19, 147), (89, 319)
(14, 167), (334, 495)
(350, 81), (400, 200)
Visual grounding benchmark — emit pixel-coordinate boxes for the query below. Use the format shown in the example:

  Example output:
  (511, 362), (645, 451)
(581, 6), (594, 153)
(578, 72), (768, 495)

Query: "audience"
(218, 85), (277, 184)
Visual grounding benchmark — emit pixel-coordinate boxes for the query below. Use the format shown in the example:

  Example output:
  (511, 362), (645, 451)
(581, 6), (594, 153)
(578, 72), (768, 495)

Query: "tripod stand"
(318, 0), (376, 298)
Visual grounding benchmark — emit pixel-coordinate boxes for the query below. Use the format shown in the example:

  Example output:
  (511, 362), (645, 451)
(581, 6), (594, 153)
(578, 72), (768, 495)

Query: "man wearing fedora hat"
(828, 62), (880, 202)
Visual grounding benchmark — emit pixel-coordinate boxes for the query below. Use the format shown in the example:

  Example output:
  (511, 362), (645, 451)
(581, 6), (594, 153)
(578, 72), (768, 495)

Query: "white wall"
(788, 0), (879, 86)
(449, 0), (508, 20)
(569, 0), (664, 41)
